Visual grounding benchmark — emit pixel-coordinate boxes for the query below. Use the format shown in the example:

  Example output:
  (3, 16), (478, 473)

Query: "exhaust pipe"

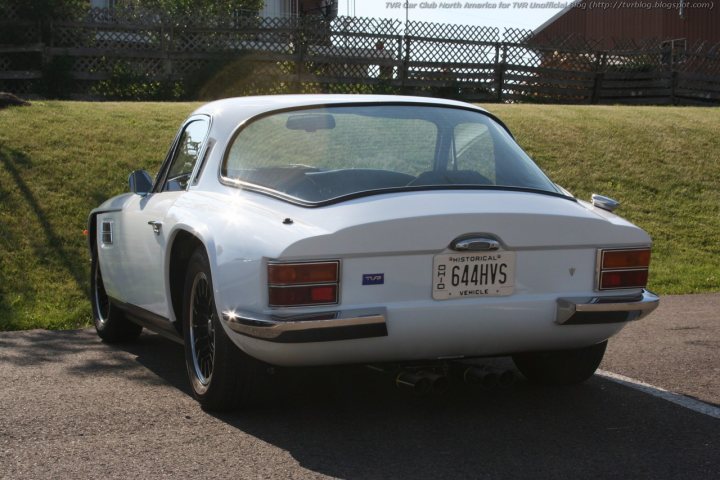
(395, 371), (432, 395)
(497, 369), (516, 388)
(395, 370), (450, 396)
(463, 366), (499, 390)
(421, 371), (450, 395)
(463, 366), (516, 390)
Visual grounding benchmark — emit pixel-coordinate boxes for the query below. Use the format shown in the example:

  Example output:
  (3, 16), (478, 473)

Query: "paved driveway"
(1, 294), (718, 479)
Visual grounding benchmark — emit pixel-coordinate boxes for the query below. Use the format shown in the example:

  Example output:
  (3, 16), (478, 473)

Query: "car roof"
(191, 94), (489, 128)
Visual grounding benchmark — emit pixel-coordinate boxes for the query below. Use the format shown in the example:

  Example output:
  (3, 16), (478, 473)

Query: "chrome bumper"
(556, 289), (659, 325)
(222, 307), (387, 343)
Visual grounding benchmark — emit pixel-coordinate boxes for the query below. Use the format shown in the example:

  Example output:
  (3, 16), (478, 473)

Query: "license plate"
(432, 252), (515, 300)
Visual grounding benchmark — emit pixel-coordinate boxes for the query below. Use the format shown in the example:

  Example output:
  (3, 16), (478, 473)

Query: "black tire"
(512, 341), (607, 386)
(91, 252), (142, 343)
(182, 247), (268, 411)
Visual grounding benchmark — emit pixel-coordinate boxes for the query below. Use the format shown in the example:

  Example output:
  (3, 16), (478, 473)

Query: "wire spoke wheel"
(189, 272), (216, 386)
(91, 250), (142, 343)
(182, 247), (268, 410)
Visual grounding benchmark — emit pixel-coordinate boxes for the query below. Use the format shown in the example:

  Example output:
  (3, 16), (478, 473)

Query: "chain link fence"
(1, 6), (719, 103)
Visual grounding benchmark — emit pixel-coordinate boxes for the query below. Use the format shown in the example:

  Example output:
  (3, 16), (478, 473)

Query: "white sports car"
(88, 94), (659, 410)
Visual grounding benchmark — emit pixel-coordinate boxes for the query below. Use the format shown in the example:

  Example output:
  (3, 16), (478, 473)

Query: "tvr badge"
(362, 273), (384, 285)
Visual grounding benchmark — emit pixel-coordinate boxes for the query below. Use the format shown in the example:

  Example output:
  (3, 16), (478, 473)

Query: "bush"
(92, 60), (183, 100)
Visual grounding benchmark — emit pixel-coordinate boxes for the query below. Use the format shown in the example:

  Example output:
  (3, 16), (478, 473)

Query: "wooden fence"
(1, 8), (719, 104)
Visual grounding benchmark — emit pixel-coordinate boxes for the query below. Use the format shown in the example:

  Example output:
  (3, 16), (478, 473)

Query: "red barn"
(533, 1), (720, 49)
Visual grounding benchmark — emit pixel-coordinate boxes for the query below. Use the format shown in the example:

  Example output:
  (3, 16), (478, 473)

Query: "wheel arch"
(87, 212), (98, 257)
(167, 228), (209, 333)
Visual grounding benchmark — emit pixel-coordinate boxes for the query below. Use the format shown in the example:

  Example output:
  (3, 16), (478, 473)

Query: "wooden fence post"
(494, 43), (506, 102)
(667, 42), (676, 105)
(396, 36), (403, 91)
(41, 19), (51, 91)
(295, 33), (304, 94)
(591, 51), (606, 104)
(401, 35), (411, 94)
(670, 70), (678, 105)
(290, 19), (305, 94)
(162, 24), (172, 83)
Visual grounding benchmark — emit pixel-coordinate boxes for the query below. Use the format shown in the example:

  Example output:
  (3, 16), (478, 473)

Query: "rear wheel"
(182, 247), (267, 411)
(512, 341), (607, 386)
(91, 252), (142, 343)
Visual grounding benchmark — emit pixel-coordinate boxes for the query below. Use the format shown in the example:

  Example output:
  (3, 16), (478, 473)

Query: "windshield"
(222, 104), (560, 204)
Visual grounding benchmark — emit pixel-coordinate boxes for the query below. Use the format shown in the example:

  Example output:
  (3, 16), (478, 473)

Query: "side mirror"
(129, 170), (153, 196)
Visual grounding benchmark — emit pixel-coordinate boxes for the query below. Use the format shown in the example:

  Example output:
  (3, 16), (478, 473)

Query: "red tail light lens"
(269, 285), (338, 307)
(310, 285), (336, 303)
(600, 270), (649, 289)
(598, 248), (651, 290)
(268, 262), (338, 285)
(268, 261), (340, 307)
(602, 249), (651, 269)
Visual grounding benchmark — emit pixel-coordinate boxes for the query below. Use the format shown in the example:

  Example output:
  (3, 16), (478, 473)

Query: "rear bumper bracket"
(222, 307), (387, 343)
(556, 289), (659, 325)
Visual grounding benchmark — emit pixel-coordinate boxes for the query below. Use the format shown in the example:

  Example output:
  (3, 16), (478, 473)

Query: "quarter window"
(162, 118), (209, 192)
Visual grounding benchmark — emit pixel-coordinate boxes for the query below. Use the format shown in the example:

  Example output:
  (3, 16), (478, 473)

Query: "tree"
(116, 0), (264, 18)
(0, 0), (88, 21)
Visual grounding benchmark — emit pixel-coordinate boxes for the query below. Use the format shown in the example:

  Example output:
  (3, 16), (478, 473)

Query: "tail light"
(268, 261), (340, 307)
(597, 248), (651, 290)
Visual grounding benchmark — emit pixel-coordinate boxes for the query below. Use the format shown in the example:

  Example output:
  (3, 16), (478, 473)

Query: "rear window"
(222, 104), (560, 203)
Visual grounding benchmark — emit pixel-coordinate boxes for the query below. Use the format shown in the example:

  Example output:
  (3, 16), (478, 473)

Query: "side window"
(162, 118), (209, 192)
(453, 123), (495, 182)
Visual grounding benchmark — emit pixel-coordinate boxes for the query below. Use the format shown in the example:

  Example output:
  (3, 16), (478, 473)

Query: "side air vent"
(101, 220), (113, 245)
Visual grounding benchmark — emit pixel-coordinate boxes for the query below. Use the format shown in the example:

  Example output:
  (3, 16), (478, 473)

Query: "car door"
(115, 115), (211, 319)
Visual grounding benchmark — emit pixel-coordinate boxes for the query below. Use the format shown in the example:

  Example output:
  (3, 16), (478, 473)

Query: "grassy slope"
(487, 104), (720, 296)
(0, 102), (198, 330)
(0, 102), (717, 330)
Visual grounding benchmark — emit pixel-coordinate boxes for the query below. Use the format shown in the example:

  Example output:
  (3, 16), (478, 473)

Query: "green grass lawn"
(493, 104), (720, 297)
(0, 101), (718, 331)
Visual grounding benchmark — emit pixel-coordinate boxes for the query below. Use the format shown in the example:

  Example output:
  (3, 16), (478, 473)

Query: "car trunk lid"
(271, 190), (650, 305)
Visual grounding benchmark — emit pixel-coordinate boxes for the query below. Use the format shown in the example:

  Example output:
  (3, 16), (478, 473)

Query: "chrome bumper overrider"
(222, 307), (387, 343)
(556, 289), (659, 325)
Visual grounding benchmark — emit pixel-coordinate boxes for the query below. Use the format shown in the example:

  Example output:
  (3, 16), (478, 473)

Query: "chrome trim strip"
(556, 290), (659, 325)
(222, 307), (387, 343)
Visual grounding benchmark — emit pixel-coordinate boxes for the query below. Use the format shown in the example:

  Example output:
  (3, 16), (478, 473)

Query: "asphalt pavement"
(1, 294), (718, 479)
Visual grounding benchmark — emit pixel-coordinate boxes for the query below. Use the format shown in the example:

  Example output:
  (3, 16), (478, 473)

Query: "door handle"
(148, 221), (162, 235)
(451, 237), (500, 251)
